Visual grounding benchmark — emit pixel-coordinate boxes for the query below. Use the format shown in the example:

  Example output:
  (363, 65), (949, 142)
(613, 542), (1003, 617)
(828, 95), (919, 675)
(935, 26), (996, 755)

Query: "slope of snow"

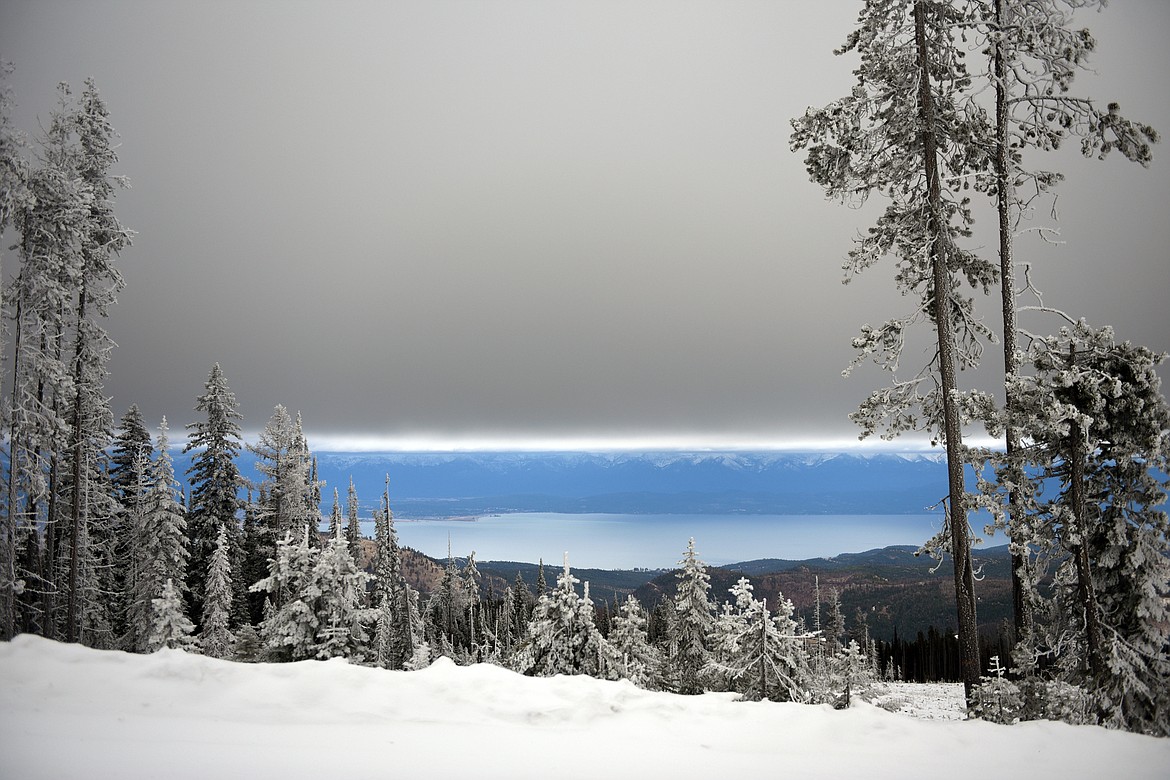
(2, 635), (1167, 780)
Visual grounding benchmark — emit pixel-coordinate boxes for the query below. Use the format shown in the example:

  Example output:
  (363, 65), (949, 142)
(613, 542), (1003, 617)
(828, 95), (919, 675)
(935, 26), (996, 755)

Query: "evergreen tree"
(328, 488), (343, 541)
(3, 79), (129, 644)
(251, 530), (318, 661)
(109, 405), (152, 509)
(293, 414), (321, 547)
(184, 364), (244, 627)
(1011, 323), (1170, 735)
(669, 538), (715, 694)
(833, 639), (875, 708)
(507, 571), (535, 644)
(790, 0), (992, 698)
(424, 534), (473, 660)
(248, 405), (299, 559)
(344, 476), (362, 557)
(125, 419), (189, 653)
(60, 79), (131, 644)
(519, 554), (613, 678)
(232, 624), (263, 663)
(373, 479), (417, 669)
(106, 404), (152, 643)
(198, 525), (235, 659)
(492, 576), (522, 655)
(824, 588), (846, 654)
(608, 594), (662, 690)
(973, 0), (1159, 647)
(970, 655), (1024, 725)
(813, 575), (822, 635)
(535, 558), (547, 598)
(707, 579), (809, 703)
(6, 83), (82, 641)
(0, 64), (26, 641)
(306, 528), (372, 661)
(462, 551), (482, 654)
(706, 580), (755, 693)
(239, 490), (267, 624)
(147, 577), (194, 652)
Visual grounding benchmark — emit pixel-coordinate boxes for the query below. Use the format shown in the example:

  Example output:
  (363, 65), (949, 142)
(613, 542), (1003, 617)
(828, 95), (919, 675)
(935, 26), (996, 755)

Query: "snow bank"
(2, 635), (1167, 780)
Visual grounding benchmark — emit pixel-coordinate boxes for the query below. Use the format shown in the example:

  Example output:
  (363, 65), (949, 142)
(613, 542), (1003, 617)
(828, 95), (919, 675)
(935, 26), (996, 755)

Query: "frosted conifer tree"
(3, 79), (128, 644)
(425, 541), (468, 658)
(790, 0), (993, 698)
(669, 538), (715, 694)
(328, 488), (343, 541)
(184, 364), (244, 626)
(344, 476), (362, 557)
(577, 580), (619, 679)
(824, 588), (846, 655)
(306, 528), (372, 661)
(706, 578), (809, 702)
(107, 405), (152, 642)
(373, 478), (417, 669)
(706, 580), (755, 692)
(1009, 323), (1170, 735)
(60, 79), (130, 644)
(5, 83), (82, 641)
(109, 405), (152, 511)
(148, 577), (194, 652)
(198, 526), (235, 659)
(248, 406), (301, 555)
(251, 530), (319, 661)
(813, 576), (822, 635)
(500, 572), (534, 652)
(519, 554), (612, 678)
(608, 594), (662, 690)
(970, 655), (1023, 725)
(293, 414), (322, 547)
(535, 558), (547, 598)
(125, 419), (189, 653)
(0, 65), (25, 641)
(462, 551), (482, 653)
(968, 0), (1160, 646)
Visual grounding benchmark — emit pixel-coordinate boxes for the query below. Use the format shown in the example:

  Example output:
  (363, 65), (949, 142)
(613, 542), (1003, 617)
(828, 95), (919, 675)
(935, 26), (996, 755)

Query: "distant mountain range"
(303, 450), (954, 516)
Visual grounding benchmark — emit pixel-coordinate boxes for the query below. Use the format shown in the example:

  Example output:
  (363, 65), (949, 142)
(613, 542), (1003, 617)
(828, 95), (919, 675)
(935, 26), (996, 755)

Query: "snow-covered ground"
(2, 635), (1167, 780)
(870, 681), (969, 720)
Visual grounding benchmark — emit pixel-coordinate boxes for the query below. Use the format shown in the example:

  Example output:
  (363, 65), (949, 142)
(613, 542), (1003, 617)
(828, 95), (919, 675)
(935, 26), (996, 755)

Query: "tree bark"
(992, 0), (1034, 646)
(915, 0), (981, 701)
(65, 285), (88, 643)
(2, 298), (22, 641)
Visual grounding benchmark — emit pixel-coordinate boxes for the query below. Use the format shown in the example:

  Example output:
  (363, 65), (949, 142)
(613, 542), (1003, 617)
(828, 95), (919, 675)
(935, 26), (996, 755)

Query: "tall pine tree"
(790, 0), (993, 699)
(198, 525), (235, 659)
(184, 363), (244, 628)
(669, 538), (715, 694)
(125, 418), (188, 653)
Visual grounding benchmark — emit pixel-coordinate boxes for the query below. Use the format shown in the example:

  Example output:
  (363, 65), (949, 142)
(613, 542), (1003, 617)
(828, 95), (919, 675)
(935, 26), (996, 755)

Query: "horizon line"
(286, 432), (1004, 454)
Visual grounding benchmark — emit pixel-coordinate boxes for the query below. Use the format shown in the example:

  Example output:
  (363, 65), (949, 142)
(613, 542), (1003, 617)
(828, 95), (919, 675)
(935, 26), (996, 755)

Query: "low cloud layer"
(2, 1), (1167, 449)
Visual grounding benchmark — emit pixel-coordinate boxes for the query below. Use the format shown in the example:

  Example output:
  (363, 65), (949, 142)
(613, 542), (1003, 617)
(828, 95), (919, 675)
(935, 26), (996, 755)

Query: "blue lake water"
(363, 512), (951, 569)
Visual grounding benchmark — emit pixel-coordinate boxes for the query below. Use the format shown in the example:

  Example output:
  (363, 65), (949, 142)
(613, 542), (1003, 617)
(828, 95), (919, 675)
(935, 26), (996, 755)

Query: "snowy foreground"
(2, 636), (1167, 780)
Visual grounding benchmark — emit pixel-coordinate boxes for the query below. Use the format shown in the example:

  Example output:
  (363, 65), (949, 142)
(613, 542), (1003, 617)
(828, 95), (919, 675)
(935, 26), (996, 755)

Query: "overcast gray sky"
(2, 1), (1167, 450)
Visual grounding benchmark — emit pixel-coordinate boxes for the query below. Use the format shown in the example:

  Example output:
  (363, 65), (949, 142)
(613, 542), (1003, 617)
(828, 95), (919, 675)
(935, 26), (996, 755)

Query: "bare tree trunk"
(992, 0), (1033, 646)
(65, 285), (87, 643)
(1, 298), (22, 640)
(915, 0), (981, 701)
(38, 324), (62, 641)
